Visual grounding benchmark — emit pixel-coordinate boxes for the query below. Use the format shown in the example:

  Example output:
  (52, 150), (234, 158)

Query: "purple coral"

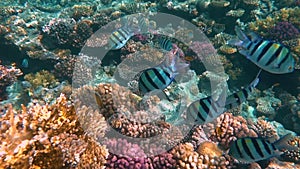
(269, 21), (300, 41)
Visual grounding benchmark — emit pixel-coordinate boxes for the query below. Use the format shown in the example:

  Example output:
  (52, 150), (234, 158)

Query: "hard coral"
(0, 94), (108, 169)
(24, 70), (58, 89)
(170, 142), (235, 169)
(108, 113), (170, 138)
(41, 18), (93, 50)
(248, 117), (279, 142)
(269, 21), (300, 41)
(0, 61), (22, 100)
(281, 136), (300, 163)
(203, 113), (257, 148)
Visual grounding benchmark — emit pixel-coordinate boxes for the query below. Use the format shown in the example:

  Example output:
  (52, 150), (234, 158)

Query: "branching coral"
(24, 70), (58, 89)
(0, 94), (108, 168)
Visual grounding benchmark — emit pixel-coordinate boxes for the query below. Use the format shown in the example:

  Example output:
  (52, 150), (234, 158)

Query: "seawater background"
(0, 0), (300, 168)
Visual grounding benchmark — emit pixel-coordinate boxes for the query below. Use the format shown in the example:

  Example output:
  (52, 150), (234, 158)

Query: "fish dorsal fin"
(248, 32), (261, 42)
(249, 69), (262, 88)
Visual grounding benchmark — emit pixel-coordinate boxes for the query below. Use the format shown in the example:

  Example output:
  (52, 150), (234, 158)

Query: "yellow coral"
(197, 141), (223, 158)
(24, 70), (58, 89)
(0, 94), (108, 168)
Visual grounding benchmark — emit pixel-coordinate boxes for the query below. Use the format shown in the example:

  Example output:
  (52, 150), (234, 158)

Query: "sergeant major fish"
(227, 26), (295, 74)
(185, 70), (261, 125)
(228, 133), (299, 163)
(138, 46), (189, 95)
(158, 37), (173, 51)
(108, 15), (148, 50)
(225, 69), (261, 109)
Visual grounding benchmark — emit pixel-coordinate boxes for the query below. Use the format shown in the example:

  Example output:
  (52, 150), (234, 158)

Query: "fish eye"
(288, 66), (293, 71)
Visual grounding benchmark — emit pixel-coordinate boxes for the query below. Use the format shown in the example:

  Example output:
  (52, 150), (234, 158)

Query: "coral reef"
(0, 94), (108, 168)
(256, 87), (282, 119)
(0, 61), (22, 100)
(281, 136), (300, 164)
(269, 21), (300, 41)
(248, 117), (279, 142)
(24, 70), (58, 89)
(0, 0), (300, 168)
(203, 113), (257, 148)
(41, 18), (93, 50)
(170, 142), (235, 169)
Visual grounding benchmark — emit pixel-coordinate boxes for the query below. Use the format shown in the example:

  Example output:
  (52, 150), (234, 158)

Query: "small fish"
(225, 69), (261, 109)
(185, 70), (261, 125)
(21, 58), (29, 68)
(108, 27), (134, 50)
(228, 134), (298, 163)
(108, 15), (147, 50)
(185, 94), (226, 125)
(138, 48), (189, 95)
(227, 26), (295, 74)
(158, 37), (173, 51)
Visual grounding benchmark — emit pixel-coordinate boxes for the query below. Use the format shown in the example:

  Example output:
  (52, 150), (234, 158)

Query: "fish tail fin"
(227, 26), (250, 48)
(163, 46), (189, 75)
(249, 69), (262, 88)
(273, 133), (299, 151)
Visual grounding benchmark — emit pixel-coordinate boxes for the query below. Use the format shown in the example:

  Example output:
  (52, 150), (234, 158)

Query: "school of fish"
(107, 17), (298, 163)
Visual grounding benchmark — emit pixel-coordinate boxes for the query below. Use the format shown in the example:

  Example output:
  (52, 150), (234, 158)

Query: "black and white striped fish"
(158, 37), (173, 51)
(185, 70), (261, 125)
(227, 26), (295, 74)
(108, 27), (134, 50)
(138, 48), (189, 95)
(108, 15), (148, 50)
(225, 69), (261, 109)
(228, 134), (298, 163)
(185, 93), (226, 125)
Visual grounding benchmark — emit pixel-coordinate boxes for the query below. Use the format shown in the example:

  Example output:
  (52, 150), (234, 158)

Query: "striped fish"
(227, 26), (295, 74)
(225, 69), (261, 109)
(138, 48), (189, 95)
(108, 27), (134, 50)
(158, 37), (173, 51)
(228, 134), (298, 163)
(108, 15), (148, 50)
(185, 70), (261, 125)
(185, 93), (226, 125)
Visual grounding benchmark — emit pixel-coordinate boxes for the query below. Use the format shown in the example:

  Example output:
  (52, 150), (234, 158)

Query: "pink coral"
(269, 21), (300, 41)
(0, 61), (22, 100)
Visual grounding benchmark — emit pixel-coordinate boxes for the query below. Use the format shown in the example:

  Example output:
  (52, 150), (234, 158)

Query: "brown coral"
(197, 141), (223, 158)
(0, 94), (108, 169)
(203, 112), (257, 148)
(248, 117), (279, 142)
(108, 113), (170, 138)
(170, 142), (235, 169)
(281, 136), (300, 163)
(24, 70), (58, 89)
